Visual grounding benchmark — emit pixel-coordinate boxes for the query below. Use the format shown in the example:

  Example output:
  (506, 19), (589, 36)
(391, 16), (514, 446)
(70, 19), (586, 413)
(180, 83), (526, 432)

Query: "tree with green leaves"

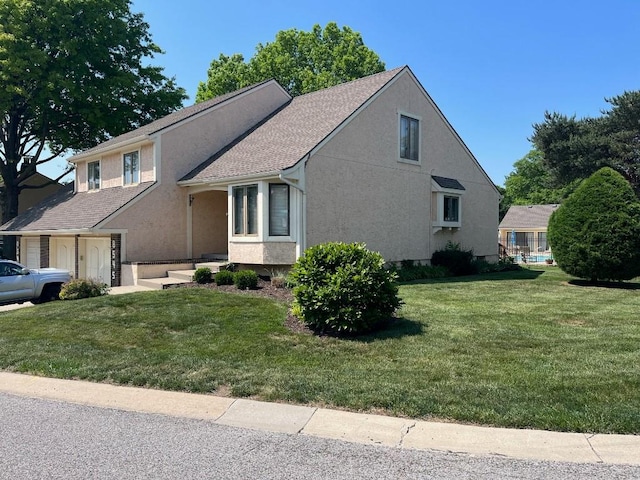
(547, 167), (640, 283)
(196, 22), (385, 102)
(531, 91), (640, 197)
(500, 149), (578, 219)
(0, 0), (186, 258)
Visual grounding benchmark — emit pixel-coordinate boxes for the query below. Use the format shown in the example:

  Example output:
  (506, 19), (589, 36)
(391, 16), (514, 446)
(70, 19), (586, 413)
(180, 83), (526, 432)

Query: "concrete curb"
(1, 372), (638, 465)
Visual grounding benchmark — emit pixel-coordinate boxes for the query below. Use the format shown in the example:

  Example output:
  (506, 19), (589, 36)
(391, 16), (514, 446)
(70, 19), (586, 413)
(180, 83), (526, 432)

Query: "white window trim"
(122, 150), (141, 186)
(398, 111), (422, 165)
(432, 180), (464, 231)
(87, 160), (101, 191)
(267, 183), (292, 239)
(231, 184), (260, 238)
(228, 181), (298, 243)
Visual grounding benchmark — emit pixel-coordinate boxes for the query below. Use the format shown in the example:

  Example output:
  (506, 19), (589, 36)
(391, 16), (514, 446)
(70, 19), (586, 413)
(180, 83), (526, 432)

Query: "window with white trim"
(233, 185), (258, 236)
(443, 196), (460, 222)
(432, 176), (465, 231)
(123, 151), (139, 185)
(88, 161), (100, 190)
(269, 184), (290, 236)
(399, 114), (420, 161)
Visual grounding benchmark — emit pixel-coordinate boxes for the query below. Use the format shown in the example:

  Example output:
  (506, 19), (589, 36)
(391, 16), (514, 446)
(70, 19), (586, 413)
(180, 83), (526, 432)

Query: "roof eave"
(178, 170), (283, 188)
(69, 134), (151, 163)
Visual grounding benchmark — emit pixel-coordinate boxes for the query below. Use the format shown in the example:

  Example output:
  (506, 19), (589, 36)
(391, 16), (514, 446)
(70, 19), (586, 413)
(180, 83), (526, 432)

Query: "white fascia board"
(177, 171), (282, 189)
(0, 228), (125, 236)
(69, 135), (150, 163)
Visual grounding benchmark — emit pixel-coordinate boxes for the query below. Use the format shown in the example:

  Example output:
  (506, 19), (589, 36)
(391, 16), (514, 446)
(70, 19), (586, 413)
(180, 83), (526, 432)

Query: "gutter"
(69, 135), (150, 163)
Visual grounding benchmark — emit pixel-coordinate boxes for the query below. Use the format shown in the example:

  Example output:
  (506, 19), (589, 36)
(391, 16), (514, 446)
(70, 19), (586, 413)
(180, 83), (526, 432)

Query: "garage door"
(85, 238), (111, 284)
(25, 238), (40, 269)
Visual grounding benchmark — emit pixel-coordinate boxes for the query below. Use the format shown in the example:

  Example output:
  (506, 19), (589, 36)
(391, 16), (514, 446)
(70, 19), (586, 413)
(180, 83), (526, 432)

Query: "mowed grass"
(1, 267), (639, 434)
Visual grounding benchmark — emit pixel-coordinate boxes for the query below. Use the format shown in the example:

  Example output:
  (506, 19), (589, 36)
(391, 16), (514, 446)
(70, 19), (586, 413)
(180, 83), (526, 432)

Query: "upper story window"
(269, 184), (290, 237)
(233, 184), (258, 236)
(399, 114), (420, 162)
(123, 151), (140, 185)
(88, 161), (100, 190)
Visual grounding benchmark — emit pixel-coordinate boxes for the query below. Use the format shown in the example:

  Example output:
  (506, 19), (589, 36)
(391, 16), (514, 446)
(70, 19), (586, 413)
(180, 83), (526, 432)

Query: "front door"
(85, 238), (110, 284)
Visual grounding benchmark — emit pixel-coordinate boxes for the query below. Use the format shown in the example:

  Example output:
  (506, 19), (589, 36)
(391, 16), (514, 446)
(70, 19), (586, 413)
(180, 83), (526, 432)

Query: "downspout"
(279, 155), (309, 259)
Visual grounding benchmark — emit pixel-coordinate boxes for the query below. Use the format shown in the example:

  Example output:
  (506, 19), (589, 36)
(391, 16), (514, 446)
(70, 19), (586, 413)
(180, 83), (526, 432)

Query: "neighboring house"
(1, 172), (64, 215)
(0, 172), (65, 257)
(499, 204), (559, 261)
(0, 66), (500, 286)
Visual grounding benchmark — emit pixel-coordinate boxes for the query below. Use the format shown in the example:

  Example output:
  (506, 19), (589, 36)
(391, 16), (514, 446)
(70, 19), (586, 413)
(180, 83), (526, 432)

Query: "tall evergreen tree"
(548, 167), (640, 282)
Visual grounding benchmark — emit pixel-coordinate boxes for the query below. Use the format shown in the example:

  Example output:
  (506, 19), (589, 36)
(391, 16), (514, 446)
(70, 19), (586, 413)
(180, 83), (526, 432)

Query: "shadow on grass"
(399, 268), (544, 285)
(352, 317), (425, 343)
(567, 279), (640, 290)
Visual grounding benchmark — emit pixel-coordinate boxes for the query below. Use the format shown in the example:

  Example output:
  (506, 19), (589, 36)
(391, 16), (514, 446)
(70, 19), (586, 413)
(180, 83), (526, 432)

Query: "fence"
(498, 231), (553, 264)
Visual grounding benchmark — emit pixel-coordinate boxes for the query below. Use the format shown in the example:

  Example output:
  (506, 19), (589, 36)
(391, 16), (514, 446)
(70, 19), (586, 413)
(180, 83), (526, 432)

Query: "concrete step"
(194, 261), (228, 272)
(137, 277), (192, 290)
(166, 270), (195, 281)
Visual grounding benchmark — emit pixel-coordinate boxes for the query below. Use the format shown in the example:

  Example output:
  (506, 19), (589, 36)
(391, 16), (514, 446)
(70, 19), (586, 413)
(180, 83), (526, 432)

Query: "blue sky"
(44, 0), (640, 185)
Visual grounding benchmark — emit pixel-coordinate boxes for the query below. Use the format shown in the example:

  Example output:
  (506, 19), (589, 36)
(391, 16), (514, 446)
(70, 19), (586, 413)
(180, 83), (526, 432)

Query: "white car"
(0, 260), (72, 305)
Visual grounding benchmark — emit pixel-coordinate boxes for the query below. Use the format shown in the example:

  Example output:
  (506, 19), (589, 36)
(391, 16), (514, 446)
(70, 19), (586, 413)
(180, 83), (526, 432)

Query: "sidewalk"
(1, 372), (638, 466)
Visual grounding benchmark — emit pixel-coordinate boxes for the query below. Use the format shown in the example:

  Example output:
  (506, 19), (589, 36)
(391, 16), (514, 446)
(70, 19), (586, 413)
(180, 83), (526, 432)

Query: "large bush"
(290, 242), (402, 335)
(59, 278), (109, 300)
(430, 242), (477, 276)
(548, 167), (640, 282)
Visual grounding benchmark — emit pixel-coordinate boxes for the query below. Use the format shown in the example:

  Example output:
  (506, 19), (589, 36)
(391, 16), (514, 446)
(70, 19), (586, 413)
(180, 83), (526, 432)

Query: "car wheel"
(38, 284), (62, 303)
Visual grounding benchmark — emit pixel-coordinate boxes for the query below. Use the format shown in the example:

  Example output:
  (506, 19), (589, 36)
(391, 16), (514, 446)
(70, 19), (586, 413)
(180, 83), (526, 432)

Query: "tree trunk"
(1, 181), (20, 260)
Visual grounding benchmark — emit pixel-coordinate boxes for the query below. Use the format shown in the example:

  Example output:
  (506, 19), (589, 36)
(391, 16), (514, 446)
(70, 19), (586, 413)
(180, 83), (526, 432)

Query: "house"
(0, 172), (65, 258)
(498, 204), (559, 261)
(0, 66), (500, 286)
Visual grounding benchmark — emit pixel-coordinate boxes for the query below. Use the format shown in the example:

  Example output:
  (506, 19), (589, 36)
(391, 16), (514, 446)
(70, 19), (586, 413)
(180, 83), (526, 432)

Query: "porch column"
(110, 234), (121, 287)
(39, 235), (50, 268)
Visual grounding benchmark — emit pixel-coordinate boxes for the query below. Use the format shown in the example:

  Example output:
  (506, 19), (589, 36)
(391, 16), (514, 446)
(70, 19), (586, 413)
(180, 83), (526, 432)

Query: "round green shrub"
(234, 270), (258, 290)
(193, 267), (212, 284)
(214, 269), (234, 286)
(290, 242), (403, 335)
(59, 278), (109, 300)
(548, 167), (640, 282)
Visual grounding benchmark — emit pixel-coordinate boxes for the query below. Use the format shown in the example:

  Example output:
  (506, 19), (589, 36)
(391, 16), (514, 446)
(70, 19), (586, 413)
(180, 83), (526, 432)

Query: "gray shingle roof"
(70, 82), (273, 161)
(499, 204), (560, 230)
(432, 175), (466, 190)
(0, 182), (155, 232)
(180, 67), (405, 183)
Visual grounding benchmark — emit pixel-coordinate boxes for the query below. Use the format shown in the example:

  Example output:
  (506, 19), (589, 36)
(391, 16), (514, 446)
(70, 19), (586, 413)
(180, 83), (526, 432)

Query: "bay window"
(269, 184), (290, 236)
(233, 185), (258, 236)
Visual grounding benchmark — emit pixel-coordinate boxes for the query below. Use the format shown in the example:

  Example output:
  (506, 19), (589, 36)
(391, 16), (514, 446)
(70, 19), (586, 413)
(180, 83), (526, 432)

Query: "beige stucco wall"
(305, 71), (499, 263)
(192, 190), (227, 258)
(101, 83), (290, 262)
(229, 241), (296, 265)
(160, 83), (290, 184)
(74, 142), (154, 192)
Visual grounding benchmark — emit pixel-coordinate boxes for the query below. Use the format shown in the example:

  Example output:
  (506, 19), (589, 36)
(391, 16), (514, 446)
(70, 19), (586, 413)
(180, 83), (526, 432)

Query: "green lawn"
(1, 267), (639, 434)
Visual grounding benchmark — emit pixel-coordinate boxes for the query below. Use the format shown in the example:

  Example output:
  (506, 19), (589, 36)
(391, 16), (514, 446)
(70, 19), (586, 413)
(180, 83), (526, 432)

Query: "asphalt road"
(1, 393), (638, 480)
